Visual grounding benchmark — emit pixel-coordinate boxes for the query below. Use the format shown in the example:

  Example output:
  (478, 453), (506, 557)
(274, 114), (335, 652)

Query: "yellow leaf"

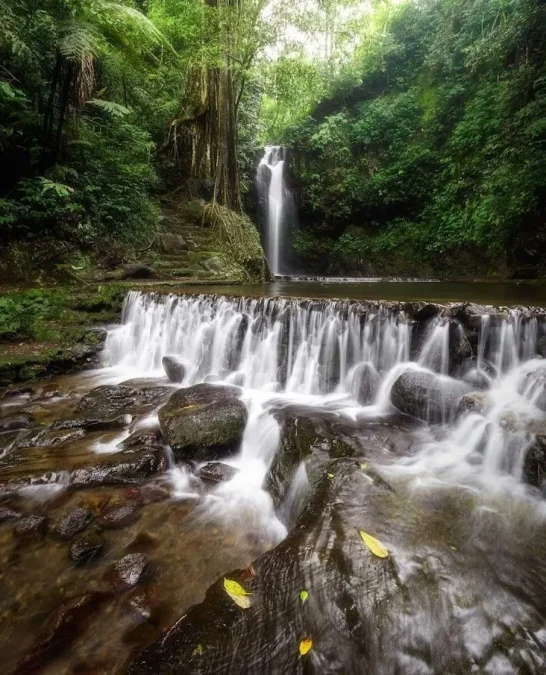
(223, 578), (251, 609)
(299, 637), (313, 656)
(299, 590), (308, 604)
(360, 462), (368, 470)
(359, 530), (389, 558)
(192, 644), (203, 657)
(327, 473), (334, 479)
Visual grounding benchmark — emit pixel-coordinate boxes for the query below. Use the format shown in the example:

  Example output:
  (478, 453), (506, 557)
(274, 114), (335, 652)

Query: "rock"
(456, 392), (491, 417)
(520, 367), (546, 412)
(200, 256), (228, 275)
(199, 462), (239, 484)
(538, 336), (546, 359)
(157, 233), (188, 253)
(16, 427), (85, 449)
(121, 264), (157, 280)
(99, 502), (140, 529)
(125, 588), (153, 623)
(70, 532), (105, 565)
(391, 370), (472, 424)
(13, 593), (106, 673)
(53, 414), (133, 432)
(351, 362), (381, 405)
(118, 427), (162, 450)
(448, 322), (473, 372)
(125, 459), (404, 675)
(112, 553), (149, 589)
(158, 384), (247, 461)
(523, 435), (546, 491)
(0, 414), (33, 431)
(14, 514), (48, 537)
(0, 506), (21, 523)
(266, 408), (416, 515)
(56, 508), (94, 540)
(162, 356), (186, 384)
(69, 448), (165, 487)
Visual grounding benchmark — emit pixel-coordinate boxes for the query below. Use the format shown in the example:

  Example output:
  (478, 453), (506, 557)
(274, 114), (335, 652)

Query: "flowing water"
(2, 289), (546, 673)
(256, 146), (295, 276)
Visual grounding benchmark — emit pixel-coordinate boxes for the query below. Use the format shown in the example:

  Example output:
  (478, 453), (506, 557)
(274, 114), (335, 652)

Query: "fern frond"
(58, 20), (99, 62)
(88, 98), (131, 117)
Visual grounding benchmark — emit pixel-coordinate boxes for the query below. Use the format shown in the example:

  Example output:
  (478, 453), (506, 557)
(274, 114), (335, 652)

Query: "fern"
(88, 98), (131, 117)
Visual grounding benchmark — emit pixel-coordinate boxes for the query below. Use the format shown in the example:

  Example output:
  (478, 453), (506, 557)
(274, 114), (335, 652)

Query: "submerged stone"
(56, 507), (94, 540)
(14, 514), (48, 537)
(70, 532), (105, 565)
(112, 553), (149, 589)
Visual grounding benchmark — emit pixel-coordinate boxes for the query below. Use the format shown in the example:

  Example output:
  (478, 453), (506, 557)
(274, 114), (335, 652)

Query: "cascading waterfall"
(105, 291), (546, 492)
(256, 146), (293, 276)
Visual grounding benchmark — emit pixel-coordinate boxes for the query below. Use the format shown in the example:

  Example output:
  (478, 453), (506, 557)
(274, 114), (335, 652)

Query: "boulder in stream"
(199, 462), (239, 484)
(162, 356), (186, 383)
(56, 507), (94, 540)
(14, 514), (48, 537)
(0, 414), (33, 432)
(111, 553), (149, 590)
(158, 384), (247, 461)
(391, 370), (472, 423)
(70, 532), (105, 565)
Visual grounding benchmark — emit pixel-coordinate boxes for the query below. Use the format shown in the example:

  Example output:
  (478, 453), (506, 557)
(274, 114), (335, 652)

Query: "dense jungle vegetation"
(1, 0), (545, 279)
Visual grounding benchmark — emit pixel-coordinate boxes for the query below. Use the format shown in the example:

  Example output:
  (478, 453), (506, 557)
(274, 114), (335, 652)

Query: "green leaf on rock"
(359, 530), (389, 558)
(223, 578), (251, 609)
(300, 589), (309, 604)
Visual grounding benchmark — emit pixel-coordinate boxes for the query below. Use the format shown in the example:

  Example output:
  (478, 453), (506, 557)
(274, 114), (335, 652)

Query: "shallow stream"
(1, 284), (546, 673)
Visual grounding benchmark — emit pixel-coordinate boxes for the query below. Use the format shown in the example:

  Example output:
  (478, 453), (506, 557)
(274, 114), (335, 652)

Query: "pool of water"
(154, 279), (546, 307)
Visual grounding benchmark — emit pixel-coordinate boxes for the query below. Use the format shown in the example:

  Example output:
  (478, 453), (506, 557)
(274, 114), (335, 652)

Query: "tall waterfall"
(256, 146), (293, 276)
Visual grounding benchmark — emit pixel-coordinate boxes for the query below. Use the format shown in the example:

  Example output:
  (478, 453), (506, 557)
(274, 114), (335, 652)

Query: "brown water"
(155, 279), (546, 307)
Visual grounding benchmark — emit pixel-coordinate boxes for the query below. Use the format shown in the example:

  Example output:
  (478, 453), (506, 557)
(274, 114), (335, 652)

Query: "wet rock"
(351, 362), (381, 405)
(118, 427), (162, 450)
(125, 588), (153, 623)
(0, 414), (33, 431)
(69, 448), (165, 487)
(519, 367), (546, 412)
(112, 553), (149, 589)
(456, 392), (491, 417)
(266, 408), (416, 511)
(99, 502), (140, 528)
(14, 593), (106, 673)
(0, 505), (21, 523)
(448, 322), (473, 372)
(70, 532), (105, 565)
(53, 414), (133, 432)
(125, 459), (403, 675)
(158, 384), (247, 461)
(16, 427), (85, 449)
(391, 370), (472, 424)
(162, 356), (186, 383)
(523, 435), (546, 491)
(121, 263), (157, 279)
(199, 462), (239, 484)
(14, 514), (48, 537)
(56, 508), (94, 540)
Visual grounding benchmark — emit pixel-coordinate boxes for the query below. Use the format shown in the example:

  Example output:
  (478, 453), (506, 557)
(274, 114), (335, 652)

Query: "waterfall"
(257, 146), (293, 276)
(105, 291), (546, 489)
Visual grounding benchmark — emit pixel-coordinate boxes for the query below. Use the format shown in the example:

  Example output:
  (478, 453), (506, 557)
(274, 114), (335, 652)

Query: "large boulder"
(158, 384), (247, 461)
(391, 370), (472, 423)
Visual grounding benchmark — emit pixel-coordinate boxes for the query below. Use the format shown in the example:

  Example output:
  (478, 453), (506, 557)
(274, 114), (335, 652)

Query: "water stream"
(2, 289), (546, 673)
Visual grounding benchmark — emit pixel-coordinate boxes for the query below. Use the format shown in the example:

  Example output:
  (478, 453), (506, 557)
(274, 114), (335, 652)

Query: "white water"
(257, 146), (291, 276)
(104, 292), (546, 502)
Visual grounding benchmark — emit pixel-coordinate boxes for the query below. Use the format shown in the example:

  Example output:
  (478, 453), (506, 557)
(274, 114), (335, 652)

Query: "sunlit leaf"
(192, 644), (203, 657)
(223, 578), (251, 609)
(327, 473), (334, 478)
(299, 637), (313, 656)
(360, 462), (368, 470)
(299, 589), (308, 604)
(359, 530), (389, 558)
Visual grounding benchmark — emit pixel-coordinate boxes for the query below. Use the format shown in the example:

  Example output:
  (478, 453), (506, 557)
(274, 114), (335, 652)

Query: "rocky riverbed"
(1, 293), (546, 673)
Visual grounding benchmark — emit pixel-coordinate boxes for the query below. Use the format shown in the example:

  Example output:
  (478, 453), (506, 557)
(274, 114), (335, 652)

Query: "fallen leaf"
(360, 462), (368, 470)
(327, 473), (334, 479)
(359, 530), (389, 558)
(192, 644), (203, 657)
(223, 578), (251, 609)
(299, 590), (309, 604)
(299, 637), (313, 656)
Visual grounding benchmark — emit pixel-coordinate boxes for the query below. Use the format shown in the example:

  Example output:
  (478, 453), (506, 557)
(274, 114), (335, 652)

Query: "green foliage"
(0, 290), (68, 342)
(280, 0), (546, 277)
